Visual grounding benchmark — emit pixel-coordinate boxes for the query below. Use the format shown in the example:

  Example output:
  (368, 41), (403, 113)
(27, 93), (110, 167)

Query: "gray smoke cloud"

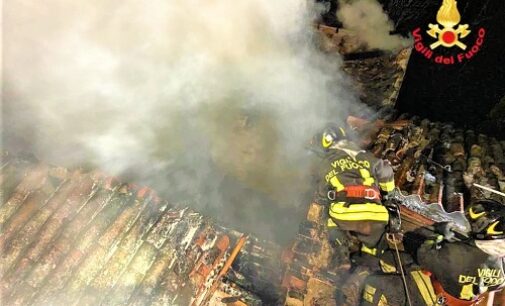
(3, 0), (363, 242)
(337, 0), (411, 51)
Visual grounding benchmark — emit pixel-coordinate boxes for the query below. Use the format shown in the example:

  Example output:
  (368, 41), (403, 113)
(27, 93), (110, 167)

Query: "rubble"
(339, 110), (505, 210)
(282, 110), (505, 305)
(0, 154), (284, 306)
(3, 112), (505, 305)
(1, 2), (503, 305)
(341, 48), (411, 107)
(316, 24), (411, 107)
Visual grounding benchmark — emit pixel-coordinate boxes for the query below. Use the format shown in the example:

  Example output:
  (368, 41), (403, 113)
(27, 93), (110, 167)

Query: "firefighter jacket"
(417, 240), (505, 301)
(315, 140), (395, 224)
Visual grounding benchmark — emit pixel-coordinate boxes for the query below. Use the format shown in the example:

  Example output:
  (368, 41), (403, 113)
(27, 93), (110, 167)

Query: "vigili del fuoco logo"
(412, 0), (486, 65)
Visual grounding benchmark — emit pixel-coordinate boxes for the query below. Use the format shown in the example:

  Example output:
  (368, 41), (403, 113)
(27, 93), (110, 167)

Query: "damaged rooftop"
(0, 155), (283, 305)
(2, 0), (505, 305)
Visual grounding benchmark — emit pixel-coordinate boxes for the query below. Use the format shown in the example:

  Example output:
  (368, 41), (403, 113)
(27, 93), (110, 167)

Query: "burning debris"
(3, 28), (503, 303)
(0, 154), (284, 305)
(2, 0), (504, 304)
(4, 108), (505, 305)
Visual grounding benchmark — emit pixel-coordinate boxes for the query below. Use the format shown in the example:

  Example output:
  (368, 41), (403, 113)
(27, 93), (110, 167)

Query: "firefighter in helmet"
(361, 199), (505, 305)
(416, 199), (505, 304)
(316, 125), (396, 265)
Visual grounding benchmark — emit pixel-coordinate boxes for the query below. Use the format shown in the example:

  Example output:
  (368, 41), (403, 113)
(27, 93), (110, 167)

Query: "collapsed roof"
(317, 25), (411, 108)
(0, 154), (284, 305)
(0, 23), (415, 306)
(2, 17), (504, 306)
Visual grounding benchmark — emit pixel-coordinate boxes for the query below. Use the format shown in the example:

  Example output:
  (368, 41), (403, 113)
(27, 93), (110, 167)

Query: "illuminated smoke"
(337, 0), (411, 51)
(3, 0), (362, 241)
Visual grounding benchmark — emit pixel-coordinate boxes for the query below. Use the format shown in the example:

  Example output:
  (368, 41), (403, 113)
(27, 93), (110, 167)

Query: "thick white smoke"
(3, 0), (362, 241)
(337, 0), (411, 51)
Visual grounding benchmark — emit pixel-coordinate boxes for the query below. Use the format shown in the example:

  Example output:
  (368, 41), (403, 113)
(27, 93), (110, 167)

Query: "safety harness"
(327, 186), (396, 223)
(410, 270), (479, 306)
(430, 276), (478, 306)
(328, 185), (382, 204)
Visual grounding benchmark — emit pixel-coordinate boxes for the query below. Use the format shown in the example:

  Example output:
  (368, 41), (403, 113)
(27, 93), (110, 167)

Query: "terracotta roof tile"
(1, 156), (282, 305)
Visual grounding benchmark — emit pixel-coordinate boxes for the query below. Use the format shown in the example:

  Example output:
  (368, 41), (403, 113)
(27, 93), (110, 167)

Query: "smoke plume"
(3, 0), (362, 242)
(337, 0), (411, 51)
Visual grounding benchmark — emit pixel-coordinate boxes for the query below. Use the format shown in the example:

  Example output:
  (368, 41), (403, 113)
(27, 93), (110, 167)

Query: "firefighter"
(313, 125), (397, 305)
(360, 198), (505, 306)
(317, 125), (396, 253)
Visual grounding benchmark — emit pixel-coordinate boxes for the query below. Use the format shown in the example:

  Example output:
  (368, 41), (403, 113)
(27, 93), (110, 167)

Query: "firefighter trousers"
(360, 270), (443, 306)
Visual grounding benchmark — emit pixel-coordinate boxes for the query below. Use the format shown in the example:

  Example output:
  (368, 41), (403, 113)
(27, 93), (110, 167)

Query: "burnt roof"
(316, 25), (412, 108)
(0, 153), (283, 305)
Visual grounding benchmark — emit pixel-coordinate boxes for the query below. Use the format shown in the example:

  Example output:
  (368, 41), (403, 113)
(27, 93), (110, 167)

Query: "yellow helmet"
(321, 126), (347, 149)
(467, 199), (505, 257)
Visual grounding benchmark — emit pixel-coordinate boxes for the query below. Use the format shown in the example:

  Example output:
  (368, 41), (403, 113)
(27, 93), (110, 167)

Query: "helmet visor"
(475, 239), (505, 257)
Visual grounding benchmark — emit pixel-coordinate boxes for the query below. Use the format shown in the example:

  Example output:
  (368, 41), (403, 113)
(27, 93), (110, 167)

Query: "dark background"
(322, 0), (505, 136)
(382, 0), (505, 137)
